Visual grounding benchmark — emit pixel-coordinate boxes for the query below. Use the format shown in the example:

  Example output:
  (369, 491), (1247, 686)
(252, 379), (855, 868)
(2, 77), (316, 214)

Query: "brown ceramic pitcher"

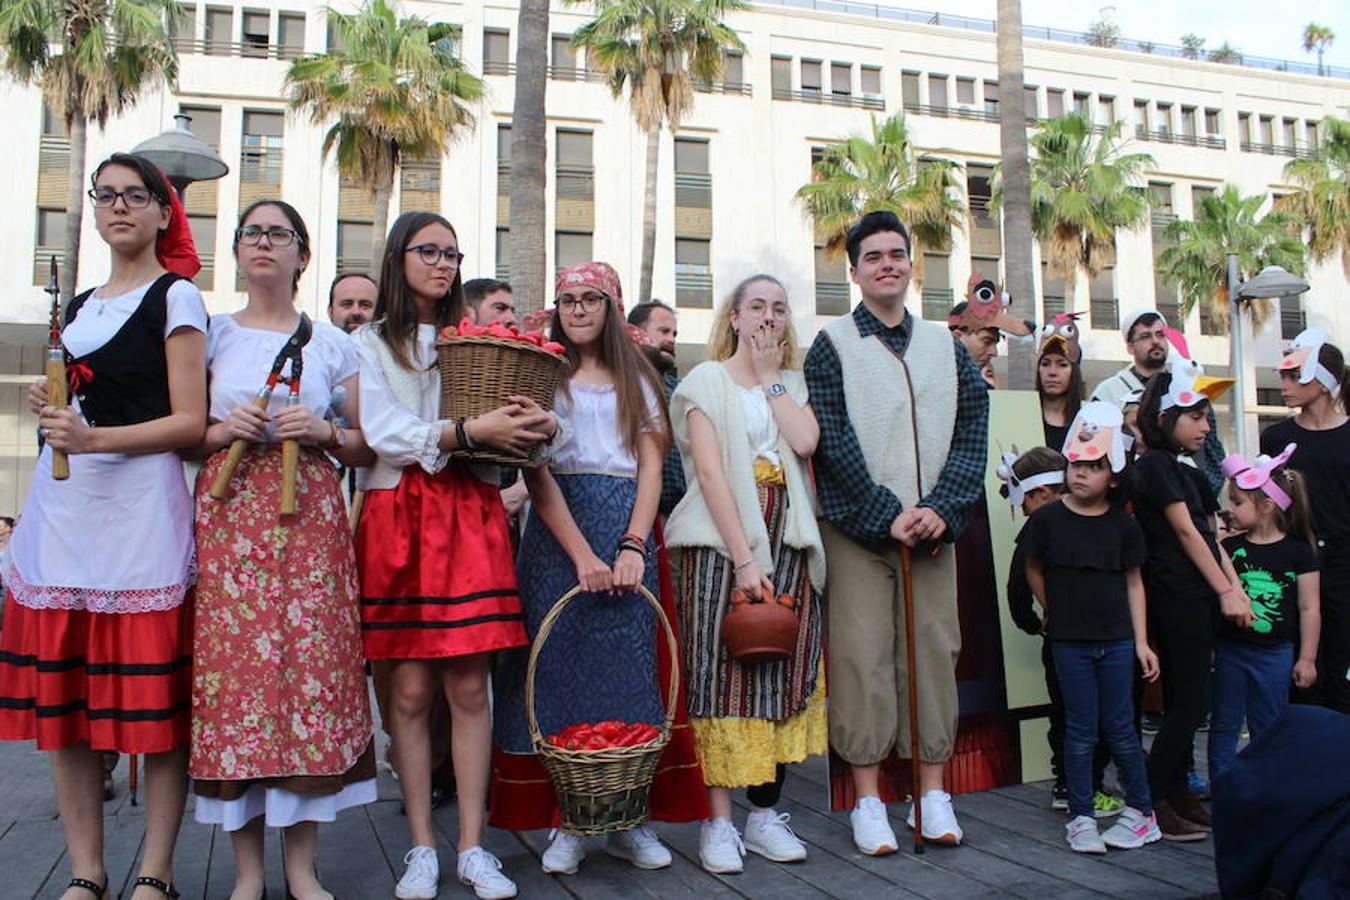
(721, 583), (800, 664)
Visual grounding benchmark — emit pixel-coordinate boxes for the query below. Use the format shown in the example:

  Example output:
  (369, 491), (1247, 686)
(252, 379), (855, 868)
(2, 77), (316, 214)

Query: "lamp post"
(1226, 256), (1310, 457)
(131, 113), (229, 199)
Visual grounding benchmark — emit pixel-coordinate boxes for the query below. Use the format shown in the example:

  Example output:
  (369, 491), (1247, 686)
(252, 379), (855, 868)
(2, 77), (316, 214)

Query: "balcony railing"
(1134, 129), (1226, 149)
(1042, 294), (1066, 319)
(556, 165), (594, 200)
(903, 102), (1000, 123)
(547, 65), (607, 83)
(175, 36), (306, 60)
(195, 251), (215, 290)
(337, 256), (372, 277)
(674, 172), (712, 208)
(675, 266), (713, 308)
(693, 80), (753, 96)
(240, 147), (284, 183)
(32, 247), (61, 286)
(1240, 141), (1317, 158)
(921, 287), (954, 321)
(1090, 297), (1120, 331)
(772, 88), (884, 110)
(483, 59), (515, 76)
(815, 280), (851, 316)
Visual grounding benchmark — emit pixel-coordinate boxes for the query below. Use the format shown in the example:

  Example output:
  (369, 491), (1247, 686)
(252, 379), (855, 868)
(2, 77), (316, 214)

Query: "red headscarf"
(152, 167), (201, 280)
(554, 261), (652, 345)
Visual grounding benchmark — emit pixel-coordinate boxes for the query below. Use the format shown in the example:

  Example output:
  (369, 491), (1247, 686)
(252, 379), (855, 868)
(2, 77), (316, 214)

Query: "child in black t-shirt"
(1210, 445), (1321, 781)
(1024, 402), (1161, 854)
(1132, 352), (1253, 841)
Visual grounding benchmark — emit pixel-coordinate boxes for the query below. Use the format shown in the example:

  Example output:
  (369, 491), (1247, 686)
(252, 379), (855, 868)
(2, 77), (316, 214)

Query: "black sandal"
(66, 878), (107, 899)
(129, 877), (180, 899)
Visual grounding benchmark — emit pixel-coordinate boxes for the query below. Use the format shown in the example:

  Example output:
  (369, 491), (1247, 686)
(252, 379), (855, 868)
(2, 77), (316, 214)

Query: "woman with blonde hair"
(665, 274), (827, 873)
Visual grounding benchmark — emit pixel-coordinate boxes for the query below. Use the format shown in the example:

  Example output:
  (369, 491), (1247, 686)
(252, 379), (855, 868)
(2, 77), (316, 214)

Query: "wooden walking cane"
(209, 314), (312, 510)
(901, 543), (924, 854)
(44, 257), (70, 481)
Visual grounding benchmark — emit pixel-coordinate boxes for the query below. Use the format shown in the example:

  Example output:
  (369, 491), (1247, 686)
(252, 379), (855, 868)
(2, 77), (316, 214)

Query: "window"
(724, 50), (745, 86)
(983, 80), (999, 115)
(1149, 181), (1174, 224)
(555, 130), (593, 200)
(337, 221), (374, 274)
(1280, 295), (1306, 340)
(675, 238), (712, 308)
(278, 12), (305, 57)
(1089, 268), (1118, 331)
(495, 227), (510, 280)
(1154, 271), (1180, 333)
(771, 56), (792, 96)
(1041, 262), (1067, 320)
(496, 124), (512, 197)
(967, 165), (995, 227)
(1073, 91), (1090, 117)
(1305, 120), (1319, 148)
(902, 71), (921, 109)
(241, 10), (269, 57)
(800, 59), (822, 93)
(1205, 108), (1222, 134)
(1238, 112), (1252, 143)
(41, 103), (68, 137)
(36, 207), (65, 247)
(1133, 99), (1150, 136)
(555, 232), (592, 272)
(241, 110), (284, 186)
(181, 105), (222, 147)
(1156, 102), (1174, 136)
(861, 65), (881, 97)
(813, 244), (849, 316)
(831, 62), (851, 96)
(920, 254), (952, 321)
(326, 16), (344, 51)
(483, 29), (510, 74)
(205, 7), (232, 55)
(1045, 88), (1065, 118)
(956, 77), (975, 105)
(170, 4), (196, 50)
(1282, 118), (1298, 148)
(1181, 105), (1197, 138)
(674, 137), (709, 175)
(1259, 115), (1274, 145)
(550, 34), (575, 77)
(189, 215), (216, 289)
(1023, 84), (1038, 121)
(1098, 95), (1115, 126)
(928, 74), (948, 108)
(1192, 184), (1215, 210)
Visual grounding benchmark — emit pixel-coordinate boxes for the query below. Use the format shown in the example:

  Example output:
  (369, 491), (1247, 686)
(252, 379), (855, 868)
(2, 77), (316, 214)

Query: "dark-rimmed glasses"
(89, 187), (156, 209)
(236, 225), (299, 247)
(407, 244), (465, 267)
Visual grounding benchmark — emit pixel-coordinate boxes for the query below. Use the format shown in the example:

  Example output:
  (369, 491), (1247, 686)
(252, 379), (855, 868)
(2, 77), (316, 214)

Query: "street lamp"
(131, 113), (229, 198)
(1226, 257), (1310, 457)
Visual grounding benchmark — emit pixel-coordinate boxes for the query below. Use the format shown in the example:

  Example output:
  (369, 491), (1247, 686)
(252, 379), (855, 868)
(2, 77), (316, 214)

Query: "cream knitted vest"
(822, 311), (957, 508)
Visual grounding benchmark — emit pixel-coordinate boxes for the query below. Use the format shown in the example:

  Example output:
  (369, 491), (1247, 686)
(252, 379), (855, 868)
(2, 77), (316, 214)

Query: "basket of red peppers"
(527, 585), (680, 835)
(435, 316), (569, 467)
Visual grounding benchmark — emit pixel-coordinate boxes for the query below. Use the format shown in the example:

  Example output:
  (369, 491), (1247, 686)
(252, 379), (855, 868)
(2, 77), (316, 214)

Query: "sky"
(874, 0), (1350, 71)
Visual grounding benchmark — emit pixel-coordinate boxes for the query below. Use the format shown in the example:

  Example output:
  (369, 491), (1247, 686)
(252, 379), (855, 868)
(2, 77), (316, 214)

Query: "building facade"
(0, 0), (1347, 511)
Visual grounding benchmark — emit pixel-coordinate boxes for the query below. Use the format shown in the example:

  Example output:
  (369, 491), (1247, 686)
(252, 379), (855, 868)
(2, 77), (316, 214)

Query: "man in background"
(327, 272), (378, 333)
(628, 300), (685, 515)
(464, 277), (519, 330)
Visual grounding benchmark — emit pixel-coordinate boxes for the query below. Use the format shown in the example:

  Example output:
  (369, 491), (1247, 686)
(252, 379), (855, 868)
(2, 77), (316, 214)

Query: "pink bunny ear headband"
(996, 445), (1064, 510)
(1221, 443), (1297, 510)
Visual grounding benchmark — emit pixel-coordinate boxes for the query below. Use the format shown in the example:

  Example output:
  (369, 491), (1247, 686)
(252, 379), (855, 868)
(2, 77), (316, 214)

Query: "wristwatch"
(766, 383), (787, 397)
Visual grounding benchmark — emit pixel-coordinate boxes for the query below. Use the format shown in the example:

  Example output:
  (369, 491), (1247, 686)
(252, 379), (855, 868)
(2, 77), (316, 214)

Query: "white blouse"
(356, 323), (451, 488)
(64, 277), (208, 359)
(548, 380), (662, 478)
(737, 384), (782, 466)
(207, 315), (358, 443)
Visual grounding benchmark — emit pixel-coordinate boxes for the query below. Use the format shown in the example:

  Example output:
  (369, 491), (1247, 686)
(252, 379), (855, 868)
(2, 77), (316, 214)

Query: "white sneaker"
(850, 796), (898, 856)
(698, 818), (745, 873)
(744, 809), (807, 863)
(541, 830), (586, 875)
(1101, 807), (1163, 850)
(606, 825), (672, 869)
(457, 846), (517, 900)
(905, 790), (963, 846)
(1066, 815), (1107, 854)
(395, 845), (439, 900)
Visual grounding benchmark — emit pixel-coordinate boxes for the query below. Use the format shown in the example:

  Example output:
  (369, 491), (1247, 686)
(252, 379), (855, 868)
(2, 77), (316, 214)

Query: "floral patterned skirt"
(189, 445), (372, 790)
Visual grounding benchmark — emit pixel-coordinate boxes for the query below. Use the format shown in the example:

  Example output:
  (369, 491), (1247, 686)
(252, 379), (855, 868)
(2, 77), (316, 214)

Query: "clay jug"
(721, 583), (799, 664)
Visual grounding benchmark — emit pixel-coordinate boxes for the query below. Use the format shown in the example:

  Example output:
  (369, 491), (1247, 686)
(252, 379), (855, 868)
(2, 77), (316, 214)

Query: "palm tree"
(1207, 42), (1243, 64)
(994, 114), (1154, 308)
(794, 112), (964, 295)
(1276, 115), (1350, 276)
(0, 0), (179, 300)
(508, 0), (549, 312)
(567, 0), (747, 304)
(1303, 23), (1335, 76)
(287, 0), (482, 266)
(1180, 34), (1205, 60)
(996, 0), (1036, 388)
(1156, 186), (1305, 333)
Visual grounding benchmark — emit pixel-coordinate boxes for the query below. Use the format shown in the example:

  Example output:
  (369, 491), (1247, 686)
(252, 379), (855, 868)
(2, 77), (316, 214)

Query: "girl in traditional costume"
(354, 211), (550, 900)
(664, 274), (827, 873)
(190, 200), (375, 900)
(0, 153), (208, 900)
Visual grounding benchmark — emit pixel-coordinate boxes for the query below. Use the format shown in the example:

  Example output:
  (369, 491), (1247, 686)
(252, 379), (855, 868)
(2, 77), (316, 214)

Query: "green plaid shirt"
(804, 304), (990, 545)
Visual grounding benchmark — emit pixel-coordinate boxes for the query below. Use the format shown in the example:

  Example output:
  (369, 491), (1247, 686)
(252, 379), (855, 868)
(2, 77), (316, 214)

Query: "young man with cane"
(804, 211), (990, 854)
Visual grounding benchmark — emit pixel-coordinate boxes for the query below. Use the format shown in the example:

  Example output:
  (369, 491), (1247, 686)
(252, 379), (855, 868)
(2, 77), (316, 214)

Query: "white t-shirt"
(207, 315), (359, 443)
(548, 380), (662, 477)
(65, 276), (208, 358)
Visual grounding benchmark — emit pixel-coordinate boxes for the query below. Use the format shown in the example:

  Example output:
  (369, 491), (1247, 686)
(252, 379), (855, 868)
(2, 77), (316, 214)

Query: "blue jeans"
(1208, 638), (1294, 781)
(1053, 639), (1153, 820)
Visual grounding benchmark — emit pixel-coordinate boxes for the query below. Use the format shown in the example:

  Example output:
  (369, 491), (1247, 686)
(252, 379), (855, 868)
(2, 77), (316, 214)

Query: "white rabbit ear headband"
(1062, 401), (1127, 473)
(1277, 328), (1341, 398)
(996, 445), (1065, 509)
(1160, 327), (1234, 411)
(1221, 443), (1297, 510)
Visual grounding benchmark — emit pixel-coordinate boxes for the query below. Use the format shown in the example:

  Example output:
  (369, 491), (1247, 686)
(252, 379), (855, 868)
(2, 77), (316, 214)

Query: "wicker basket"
(435, 334), (567, 467)
(526, 584), (679, 836)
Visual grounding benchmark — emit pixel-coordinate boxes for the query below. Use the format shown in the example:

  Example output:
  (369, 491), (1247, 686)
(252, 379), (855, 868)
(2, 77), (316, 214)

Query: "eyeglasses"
(407, 244), (465, 267)
(235, 225), (300, 247)
(1131, 329), (1168, 343)
(557, 294), (608, 313)
(89, 187), (156, 209)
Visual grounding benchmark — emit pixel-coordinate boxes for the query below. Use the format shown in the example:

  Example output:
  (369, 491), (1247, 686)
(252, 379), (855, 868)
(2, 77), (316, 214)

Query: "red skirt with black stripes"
(0, 591), (192, 753)
(356, 465), (528, 660)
